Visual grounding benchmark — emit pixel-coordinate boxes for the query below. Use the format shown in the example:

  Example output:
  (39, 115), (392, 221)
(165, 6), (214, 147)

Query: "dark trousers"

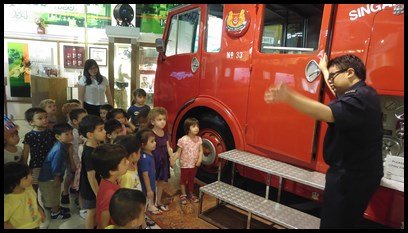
(320, 167), (382, 229)
(83, 102), (102, 117)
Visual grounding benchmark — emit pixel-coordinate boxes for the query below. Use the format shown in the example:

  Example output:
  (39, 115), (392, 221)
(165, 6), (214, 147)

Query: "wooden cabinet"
(30, 75), (68, 123)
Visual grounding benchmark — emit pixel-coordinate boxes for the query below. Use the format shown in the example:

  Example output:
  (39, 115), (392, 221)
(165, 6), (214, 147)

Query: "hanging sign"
(225, 9), (250, 38)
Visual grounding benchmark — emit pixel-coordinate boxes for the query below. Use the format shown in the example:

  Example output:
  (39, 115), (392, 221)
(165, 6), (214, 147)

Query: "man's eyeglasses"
(328, 68), (348, 81)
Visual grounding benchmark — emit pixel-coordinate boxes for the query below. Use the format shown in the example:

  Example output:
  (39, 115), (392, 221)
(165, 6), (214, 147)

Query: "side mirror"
(305, 60), (321, 82)
(155, 38), (165, 53)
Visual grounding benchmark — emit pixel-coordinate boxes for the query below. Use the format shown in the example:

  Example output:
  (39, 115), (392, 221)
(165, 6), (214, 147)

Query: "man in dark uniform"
(264, 53), (383, 228)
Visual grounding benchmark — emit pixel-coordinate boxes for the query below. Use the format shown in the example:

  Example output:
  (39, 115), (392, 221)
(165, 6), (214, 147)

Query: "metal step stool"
(198, 181), (320, 229)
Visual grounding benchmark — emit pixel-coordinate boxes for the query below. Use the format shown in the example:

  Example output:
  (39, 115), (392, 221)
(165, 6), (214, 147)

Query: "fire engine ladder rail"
(198, 181), (320, 229)
(198, 149), (324, 229)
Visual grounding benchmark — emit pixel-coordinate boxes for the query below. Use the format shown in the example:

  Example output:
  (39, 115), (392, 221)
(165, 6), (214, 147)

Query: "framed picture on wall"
(89, 47), (107, 66)
(63, 45), (85, 68)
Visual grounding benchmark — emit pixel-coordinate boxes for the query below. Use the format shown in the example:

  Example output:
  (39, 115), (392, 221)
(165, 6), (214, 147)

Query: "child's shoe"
(51, 210), (71, 220)
(180, 194), (188, 205)
(145, 217), (156, 227)
(189, 193), (199, 203)
(79, 209), (87, 219)
(59, 206), (71, 213)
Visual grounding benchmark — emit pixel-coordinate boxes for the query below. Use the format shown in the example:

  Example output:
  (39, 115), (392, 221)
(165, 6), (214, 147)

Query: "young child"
(127, 88), (151, 130)
(137, 128), (162, 215)
(22, 107), (56, 193)
(62, 102), (81, 123)
(99, 104), (113, 122)
(172, 118), (203, 205)
(38, 123), (73, 219)
(4, 129), (23, 164)
(114, 134), (155, 228)
(4, 162), (46, 229)
(107, 108), (136, 134)
(69, 108), (88, 194)
(39, 99), (57, 129)
(147, 107), (173, 212)
(114, 135), (142, 190)
(62, 108), (88, 206)
(105, 119), (126, 144)
(93, 144), (129, 229)
(78, 115), (106, 229)
(60, 103), (81, 204)
(106, 188), (147, 229)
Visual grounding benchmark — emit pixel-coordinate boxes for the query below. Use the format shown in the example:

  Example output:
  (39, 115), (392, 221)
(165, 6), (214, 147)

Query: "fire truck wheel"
(194, 113), (235, 184)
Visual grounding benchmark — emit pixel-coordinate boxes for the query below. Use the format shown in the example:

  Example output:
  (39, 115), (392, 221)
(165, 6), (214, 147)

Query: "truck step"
(200, 181), (320, 229)
(219, 149), (326, 190)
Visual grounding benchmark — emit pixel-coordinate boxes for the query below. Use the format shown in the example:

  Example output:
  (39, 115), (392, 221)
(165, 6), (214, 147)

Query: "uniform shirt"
(79, 145), (101, 200)
(96, 179), (120, 228)
(4, 146), (23, 164)
(177, 135), (202, 168)
(38, 141), (68, 182)
(4, 187), (42, 229)
(78, 75), (109, 105)
(22, 129), (56, 168)
(324, 80), (383, 175)
(126, 105), (150, 127)
(137, 152), (156, 194)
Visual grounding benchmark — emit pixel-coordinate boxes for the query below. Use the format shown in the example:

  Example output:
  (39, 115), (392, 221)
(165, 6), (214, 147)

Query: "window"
(261, 4), (324, 54)
(165, 8), (200, 56)
(205, 4), (224, 52)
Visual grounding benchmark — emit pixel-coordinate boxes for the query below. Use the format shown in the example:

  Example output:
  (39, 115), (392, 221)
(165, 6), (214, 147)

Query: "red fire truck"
(154, 4), (404, 228)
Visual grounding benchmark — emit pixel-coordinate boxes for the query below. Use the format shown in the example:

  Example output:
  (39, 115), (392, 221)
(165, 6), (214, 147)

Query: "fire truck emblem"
(226, 9), (250, 38)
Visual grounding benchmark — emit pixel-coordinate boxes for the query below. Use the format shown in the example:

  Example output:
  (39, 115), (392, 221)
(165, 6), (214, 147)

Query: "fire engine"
(154, 4), (404, 228)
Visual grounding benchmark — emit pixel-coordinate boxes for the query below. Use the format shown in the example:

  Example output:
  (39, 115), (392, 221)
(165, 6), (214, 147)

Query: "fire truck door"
(245, 4), (334, 165)
(154, 6), (203, 121)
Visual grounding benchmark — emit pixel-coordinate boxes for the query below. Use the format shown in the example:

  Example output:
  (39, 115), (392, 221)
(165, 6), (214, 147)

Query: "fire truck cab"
(154, 4), (404, 228)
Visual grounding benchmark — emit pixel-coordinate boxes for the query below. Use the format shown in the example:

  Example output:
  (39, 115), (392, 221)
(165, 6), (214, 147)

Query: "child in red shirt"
(93, 144), (129, 229)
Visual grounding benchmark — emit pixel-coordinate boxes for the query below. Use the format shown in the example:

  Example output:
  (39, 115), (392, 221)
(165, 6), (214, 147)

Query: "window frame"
(204, 4), (224, 53)
(259, 4), (324, 54)
(165, 7), (201, 56)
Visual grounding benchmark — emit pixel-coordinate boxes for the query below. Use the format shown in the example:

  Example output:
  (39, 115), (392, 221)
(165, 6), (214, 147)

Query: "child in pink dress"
(172, 118), (203, 205)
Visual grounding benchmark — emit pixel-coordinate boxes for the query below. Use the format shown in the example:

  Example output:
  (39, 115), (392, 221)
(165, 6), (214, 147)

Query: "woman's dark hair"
(183, 117), (199, 134)
(327, 54), (366, 81)
(109, 188), (146, 227)
(92, 144), (128, 179)
(83, 59), (103, 85)
(114, 134), (141, 157)
(107, 108), (127, 120)
(4, 162), (31, 194)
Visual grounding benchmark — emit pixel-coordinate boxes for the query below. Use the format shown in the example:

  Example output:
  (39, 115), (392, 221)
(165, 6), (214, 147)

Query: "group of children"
(4, 88), (204, 229)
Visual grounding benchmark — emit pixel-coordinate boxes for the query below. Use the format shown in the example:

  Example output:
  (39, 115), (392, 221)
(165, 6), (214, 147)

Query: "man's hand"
(264, 82), (291, 104)
(317, 51), (336, 94)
